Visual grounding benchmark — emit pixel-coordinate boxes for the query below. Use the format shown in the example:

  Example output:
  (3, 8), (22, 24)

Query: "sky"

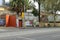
(34, 2), (38, 9)
(0, 0), (9, 5)
(5, 0), (9, 3)
(29, 0), (38, 9)
(0, 0), (3, 5)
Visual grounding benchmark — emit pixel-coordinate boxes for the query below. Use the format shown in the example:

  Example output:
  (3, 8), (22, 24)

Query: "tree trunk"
(38, 3), (40, 27)
(38, 3), (40, 22)
(17, 12), (19, 16)
(54, 16), (55, 27)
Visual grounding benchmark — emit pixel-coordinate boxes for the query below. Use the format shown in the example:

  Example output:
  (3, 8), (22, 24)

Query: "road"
(0, 28), (60, 40)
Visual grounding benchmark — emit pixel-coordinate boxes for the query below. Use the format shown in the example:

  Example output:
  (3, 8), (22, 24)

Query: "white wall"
(24, 12), (38, 20)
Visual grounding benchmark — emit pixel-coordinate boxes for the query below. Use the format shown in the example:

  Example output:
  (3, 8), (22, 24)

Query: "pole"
(38, 0), (40, 27)
(54, 13), (56, 27)
(39, 3), (40, 22)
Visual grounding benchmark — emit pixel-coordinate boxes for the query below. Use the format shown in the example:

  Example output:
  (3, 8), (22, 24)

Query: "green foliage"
(34, 0), (60, 11)
(33, 0), (40, 22)
(32, 7), (38, 16)
(41, 0), (60, 11)
(10, 0), (30, 13)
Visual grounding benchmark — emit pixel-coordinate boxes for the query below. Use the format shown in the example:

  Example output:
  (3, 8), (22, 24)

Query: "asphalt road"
(0, 28), (60, 40)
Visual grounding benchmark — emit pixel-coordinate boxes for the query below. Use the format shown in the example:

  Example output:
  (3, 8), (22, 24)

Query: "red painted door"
(19, 20), (22, 28)
(6, 15), (10, 27)
(9, 15), (16, 27)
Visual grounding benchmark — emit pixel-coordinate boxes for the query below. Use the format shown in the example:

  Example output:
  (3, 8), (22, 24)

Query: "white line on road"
(52, 35), (60, 37)
(16, 36), (35, 40)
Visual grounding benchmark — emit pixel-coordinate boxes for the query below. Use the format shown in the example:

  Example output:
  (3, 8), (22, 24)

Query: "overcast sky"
(0, 0), (3, 5)
(0, 0), (9, 5)
(5, 0), (9, 3)
(29, 0), (38, 9)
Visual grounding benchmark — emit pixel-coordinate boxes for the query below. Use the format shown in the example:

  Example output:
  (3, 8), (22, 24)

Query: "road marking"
(17, 37), (35, 40)
(52, 35), (60, 37)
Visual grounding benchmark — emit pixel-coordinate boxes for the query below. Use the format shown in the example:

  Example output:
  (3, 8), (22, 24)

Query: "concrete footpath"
(0, 28), (60, 38)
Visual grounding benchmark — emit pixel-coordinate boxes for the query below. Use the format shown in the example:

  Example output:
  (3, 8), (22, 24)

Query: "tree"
(34, 0), (60, 27)
(34, 0), (60, 17)
(10, 0), (29, 16)
(40, 0), (60, 27)
(34, 0), (41, 22)
(32, 7), (38, 16)
(42, 0), (60, 12)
